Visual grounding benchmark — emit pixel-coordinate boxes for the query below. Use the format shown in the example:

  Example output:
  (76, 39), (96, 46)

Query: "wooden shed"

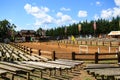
(108, 31), (120, 38)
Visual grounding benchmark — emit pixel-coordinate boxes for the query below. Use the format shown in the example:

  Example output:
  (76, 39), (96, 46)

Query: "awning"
(108, 31), (120, 36)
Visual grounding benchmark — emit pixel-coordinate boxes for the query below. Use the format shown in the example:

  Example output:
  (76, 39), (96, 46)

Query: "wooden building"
(108, 31), (120, 38)
(15, 30), (37, 42)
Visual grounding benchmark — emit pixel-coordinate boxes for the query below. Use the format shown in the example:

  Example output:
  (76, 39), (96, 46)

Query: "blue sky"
(0, 0), (120, 31)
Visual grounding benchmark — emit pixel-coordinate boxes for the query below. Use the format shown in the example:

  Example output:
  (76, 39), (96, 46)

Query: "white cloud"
(56, 12), (63, 17)
(60, 7), (71, 11)
(78, 10), (87, 17)
(100, 7), (120, 19)
(114, 0), (120, 7)
(94, 14), (99, 20)
(101, 9), (113, 19)
(24, 3), (54, 26)
(96, 1), (101, 5)
(56, 12), (74, 25)
(24, 4), (76, 29)
(24, 4), (40, 14)
(113, 7), (120, 17)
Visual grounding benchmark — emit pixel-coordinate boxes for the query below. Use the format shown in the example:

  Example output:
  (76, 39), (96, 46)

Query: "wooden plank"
(24, 54), (41, 61)
(48, 61), (74, 67)
(6, 52), (10, 58)
(11, 53), (19, 60)
(56, 59), (84, 63)
(19, 54), (30, 61)
(0, 51), (2, 57)
(41, 51), (52, 54)
(0, 63), (22, 72)
(34, 55), (49, 61)
(91, 68), (120, 79)
(23, 61), (71, 69)
(55, 59), (83, 66)
(84, 64), (119, 69)
(0, 69), (7, 74)
(0, 62), (34, 72)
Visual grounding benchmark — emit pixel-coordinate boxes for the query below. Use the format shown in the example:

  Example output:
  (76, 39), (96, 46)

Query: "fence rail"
(59, 39), (120, 47)
(72, 52), (120, 63)
(10, 42), (120, 64)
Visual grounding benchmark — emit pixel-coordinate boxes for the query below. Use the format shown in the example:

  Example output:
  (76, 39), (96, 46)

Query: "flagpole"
(93, 21), (96, 37)
(119, 17), (120, 30)
(78, 24), (81, 37)
(64, 27), (67, 48)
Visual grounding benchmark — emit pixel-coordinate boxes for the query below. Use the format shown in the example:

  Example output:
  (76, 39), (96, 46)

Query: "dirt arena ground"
(18, 41), (118, 80)
(19, 41), (117, 53)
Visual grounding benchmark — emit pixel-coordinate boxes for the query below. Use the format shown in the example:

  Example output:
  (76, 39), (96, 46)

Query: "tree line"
(46, 16), (120, 37)
(0, 16), (120, 42)
(0, 19), (16, 42)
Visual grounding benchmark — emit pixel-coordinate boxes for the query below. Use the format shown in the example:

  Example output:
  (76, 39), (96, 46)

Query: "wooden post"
(117, 52), (120, 63)
(30, 48), (32, 56)
(109, 41), (111, 47)
(72, 52), (75, 60)
(26, 72), (30, 80)
(90, 41), (92, 45)
(26, 47), (28, 53)
(24, 46), (26, 52)
(109, 46), (111, 53)
(103, 41), (104, 46)
(98, 47), (100, 53)
(52, 51), (55, 61)
(38, 49), (41, 56)
(95, 52), (98, 64)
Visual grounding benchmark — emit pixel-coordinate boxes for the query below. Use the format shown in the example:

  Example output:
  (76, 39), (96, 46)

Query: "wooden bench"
(0, 69), (8, 78)
(24, 54), (41, 61)
(22, 61), (61, 76)
(15, 61), (46, 78)
(23, 61), (74, 76)
(19, 54), (30, 61)
(0, 61), (35, 80)
(88, 68), (120, 80)
(55, 59), (84, 68)
(84, 64), (119, 69)
(85, 64), (120, 80)
(11, 53), (20, 61)
(33, 54), (49, 61)
(0, 63), (24, 80)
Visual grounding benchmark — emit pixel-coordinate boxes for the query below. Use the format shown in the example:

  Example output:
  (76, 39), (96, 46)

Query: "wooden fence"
(10, 42), (56, 61)
(59, 39), (120, 47)
(10, 42), (120, 64)
(72, 52), (120, 64)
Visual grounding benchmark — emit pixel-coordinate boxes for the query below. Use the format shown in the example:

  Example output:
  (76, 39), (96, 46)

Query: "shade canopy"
(108, 31), (120, 36)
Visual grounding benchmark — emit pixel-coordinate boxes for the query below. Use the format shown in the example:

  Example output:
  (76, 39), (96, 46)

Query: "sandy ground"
(19, 41), (117, 53)
(18, 41), (118, 80)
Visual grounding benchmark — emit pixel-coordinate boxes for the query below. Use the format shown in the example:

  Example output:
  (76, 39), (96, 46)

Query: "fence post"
(30, 48), (32, 56)
(95, 52), (98, 64)
(38, 49), (41, 56)
(117, 52), (120, 63)
(103, 41), (104, 46)
(24, 46), (26, 53)
(72, 52), (75, 60)
(52, 51), (55, 61)
(109, 41), (111, 47)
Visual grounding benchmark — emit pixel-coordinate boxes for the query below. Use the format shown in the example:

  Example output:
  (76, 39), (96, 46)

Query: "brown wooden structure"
(15, 30), (37, 42)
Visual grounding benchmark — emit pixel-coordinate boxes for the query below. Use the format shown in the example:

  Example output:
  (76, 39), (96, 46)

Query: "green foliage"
(45, 17), (120, 37)
(0, 19), (16, 42)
